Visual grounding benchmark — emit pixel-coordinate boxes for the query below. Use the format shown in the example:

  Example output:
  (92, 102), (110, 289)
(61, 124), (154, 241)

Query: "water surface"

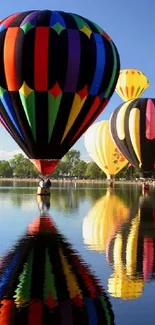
(0, 180), (155, 324)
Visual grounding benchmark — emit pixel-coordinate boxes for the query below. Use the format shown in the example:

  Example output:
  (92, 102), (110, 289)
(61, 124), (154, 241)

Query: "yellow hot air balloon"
(84, 120), (128, 180)
(115, 69), (150, 102)
(82, 189), (129, 252)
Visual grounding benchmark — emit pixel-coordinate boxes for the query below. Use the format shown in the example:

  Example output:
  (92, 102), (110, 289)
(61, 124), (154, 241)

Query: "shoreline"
(0, 178), (152, 185)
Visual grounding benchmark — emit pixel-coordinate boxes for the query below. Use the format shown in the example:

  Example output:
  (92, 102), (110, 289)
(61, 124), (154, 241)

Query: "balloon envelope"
(84, 120), (128, 179)
(110, 98), (155, 176)
(115, 69), (149, 102)
(0, 10), (120, 174)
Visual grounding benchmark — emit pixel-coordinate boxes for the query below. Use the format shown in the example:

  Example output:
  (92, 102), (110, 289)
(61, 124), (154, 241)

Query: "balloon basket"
(37, 186), (51, 196)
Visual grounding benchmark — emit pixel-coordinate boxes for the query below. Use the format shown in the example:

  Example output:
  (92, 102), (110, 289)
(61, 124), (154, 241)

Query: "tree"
(0, 160), (13, 177)
(10, 154), (39, 177)
(51, 161), (70, 178)
(85, 162), (104, 179)
(50, 164), (61, 178)
(116, 164), (139, 180)
(72, 160), (87, 179)
(63, 150), (80, 171)
(116, 165), (129, 179)
(59, 161), (70, 175)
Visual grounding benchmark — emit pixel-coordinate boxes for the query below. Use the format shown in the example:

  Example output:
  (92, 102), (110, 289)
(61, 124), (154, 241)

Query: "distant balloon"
(84, 120), (128, 179)
(115, 69), (149, 102)
(0, 10), (120, 174)
(110, 98), (155, 177)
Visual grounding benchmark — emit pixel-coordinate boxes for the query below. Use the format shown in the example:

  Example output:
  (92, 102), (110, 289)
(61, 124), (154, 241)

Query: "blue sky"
(0, 0), (154, 161)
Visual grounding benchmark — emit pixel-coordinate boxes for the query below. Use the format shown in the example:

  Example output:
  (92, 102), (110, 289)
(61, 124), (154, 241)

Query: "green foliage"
(72, 160), (87, 178)
(0, 160), (13, 177)
(51, 161), (69, 178)
(85, 162), (105, 179)
(63, 149), (80, 170)
(10, 154), (39, 178)
(116, 164), (139, 180)
(59, 161), (70, 175)
(0, 150), (142, 180)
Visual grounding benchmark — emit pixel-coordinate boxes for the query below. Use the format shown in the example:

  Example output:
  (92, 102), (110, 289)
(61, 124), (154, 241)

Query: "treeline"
(0, 149), (139, 179)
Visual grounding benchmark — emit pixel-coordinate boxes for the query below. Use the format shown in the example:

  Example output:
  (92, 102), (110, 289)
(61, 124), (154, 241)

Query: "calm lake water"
(0, 180), (155, 324)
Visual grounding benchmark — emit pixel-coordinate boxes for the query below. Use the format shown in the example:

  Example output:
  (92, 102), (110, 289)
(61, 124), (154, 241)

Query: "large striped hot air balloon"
(110, 98), (155, 177)
(0, 10), (120, 174)
(0, 216), (114, 325)
(84, 120), (128, 180)
(115, 69), (149, 102)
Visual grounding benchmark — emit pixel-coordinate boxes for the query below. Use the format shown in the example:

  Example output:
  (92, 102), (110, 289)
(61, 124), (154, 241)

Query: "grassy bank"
(0, 177), (151, 185)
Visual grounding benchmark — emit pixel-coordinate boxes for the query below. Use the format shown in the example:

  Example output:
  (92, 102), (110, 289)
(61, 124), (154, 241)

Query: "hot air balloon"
(82, 189), (129, 251)
(0, 216), (115, 324)
(110, 98), (155, 177)
(84, 120), (128, 180)
(115, 69), (150, 102)
(106, 192), (155, 299)
(0, 10), (120, 175)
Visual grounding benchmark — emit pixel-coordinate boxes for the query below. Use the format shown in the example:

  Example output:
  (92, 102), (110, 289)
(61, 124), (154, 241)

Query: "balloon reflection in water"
(107, 192), (155, 300)
(37, 195), (51, 214)
(37, 190), (79, 214)
(83, 189), (129, 252)
(0, 216), (114, 324)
